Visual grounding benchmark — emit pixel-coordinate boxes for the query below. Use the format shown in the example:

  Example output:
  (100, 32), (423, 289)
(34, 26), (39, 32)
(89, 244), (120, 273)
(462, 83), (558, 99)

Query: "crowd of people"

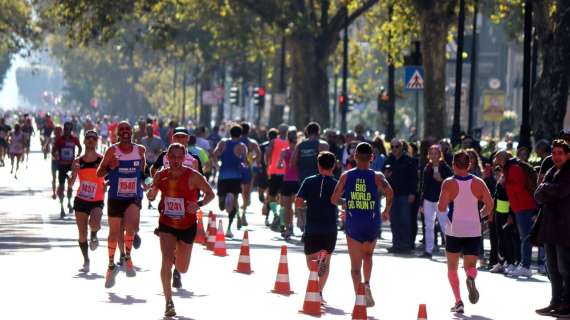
(2, 109), (570, 318)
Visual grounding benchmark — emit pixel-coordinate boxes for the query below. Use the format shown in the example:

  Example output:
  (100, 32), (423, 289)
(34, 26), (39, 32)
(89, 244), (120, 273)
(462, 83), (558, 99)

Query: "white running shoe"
(489, 263), (504, 274)
(510, 266), (532, 278)
(79, 261), (90, 273)
(89, 238), (99, 251)
(364, 283), (375, 307)
(505, 264), (517, 274)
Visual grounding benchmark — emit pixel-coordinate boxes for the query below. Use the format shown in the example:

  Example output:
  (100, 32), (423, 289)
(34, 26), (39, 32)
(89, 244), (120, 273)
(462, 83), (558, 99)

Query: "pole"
(468, 0), (478, 134)
(519, 0), (532, 148)
(386, 5), (395, 140)
(333, 73), (338, 128)
(340, 7), (349, 133)
(257, 60), (263, 126)
(451, 0), (466, 146)
(415, 91), (419, 138)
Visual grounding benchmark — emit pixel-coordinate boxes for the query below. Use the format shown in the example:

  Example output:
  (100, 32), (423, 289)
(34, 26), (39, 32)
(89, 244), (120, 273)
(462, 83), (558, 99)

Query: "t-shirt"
(0, 124), (11, 139)
(141, 135), (163, 163)
(54, 135), (81, 165)
(297, 174), (338, 235)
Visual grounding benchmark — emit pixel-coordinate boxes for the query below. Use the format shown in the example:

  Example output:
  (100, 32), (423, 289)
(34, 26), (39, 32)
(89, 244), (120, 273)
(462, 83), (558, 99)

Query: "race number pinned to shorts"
(79, 181), (97, 200)
(61, 148), (74, 161)
(118, 177), (137, 197)
(164, 197), (185, 219)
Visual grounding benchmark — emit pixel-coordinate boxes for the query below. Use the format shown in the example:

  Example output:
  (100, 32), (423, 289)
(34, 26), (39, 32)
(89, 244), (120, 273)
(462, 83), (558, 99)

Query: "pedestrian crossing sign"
(404, 66), (424, 91)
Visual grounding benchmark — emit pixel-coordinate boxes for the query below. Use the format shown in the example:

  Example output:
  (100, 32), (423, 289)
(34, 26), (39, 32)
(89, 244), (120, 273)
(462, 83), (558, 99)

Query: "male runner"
(50, 126), (63, 199)
(331, 142), (393, 307)
(0, 116), (11, 167)
(141, 125), (163, 209)
(68, 130), (105, 273)
(279, 128), (299, 239)
(8, 123), (25, 178)
(437, 150), (494, 314)
(53, 122), (82, 216)
(213, 124), (247, 238)
(147, 143), (215, 317)
(258, 129), (278, 226)
(97, 121), (146, 288)
(22, 117), (34, 166)
(41, 113), (55, 159)
(99, 116), (110, 152)
(238, 122), (261, 228)
(265, 124), (289, 231)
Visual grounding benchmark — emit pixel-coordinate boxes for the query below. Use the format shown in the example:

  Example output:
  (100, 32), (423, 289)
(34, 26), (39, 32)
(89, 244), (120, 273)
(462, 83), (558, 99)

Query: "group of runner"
(0, 113), (35, 178)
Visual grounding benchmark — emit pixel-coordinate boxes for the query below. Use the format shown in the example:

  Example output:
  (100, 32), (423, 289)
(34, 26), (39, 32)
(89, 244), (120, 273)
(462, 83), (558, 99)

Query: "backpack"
(507, 158), (538, 194)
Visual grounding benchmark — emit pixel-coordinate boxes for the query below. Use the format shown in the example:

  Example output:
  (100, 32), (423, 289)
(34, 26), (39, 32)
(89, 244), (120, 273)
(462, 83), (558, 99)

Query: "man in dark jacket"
(384, 138), (418, 254)
(535, 140), (570, 318)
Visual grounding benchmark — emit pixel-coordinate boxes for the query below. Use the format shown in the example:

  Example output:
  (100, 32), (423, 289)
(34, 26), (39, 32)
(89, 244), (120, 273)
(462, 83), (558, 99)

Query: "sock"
(466, 267), (477, 279)
(448, 270), (461, 303)
(79, 241), (89, 262)
(124, 233), (134, 258)
(90, 231), (97, 240)
(228, 208), (237, 228)
(108, 239), (117, 267)
(269, 202), (278, 214)
(279, 207), (285, 226)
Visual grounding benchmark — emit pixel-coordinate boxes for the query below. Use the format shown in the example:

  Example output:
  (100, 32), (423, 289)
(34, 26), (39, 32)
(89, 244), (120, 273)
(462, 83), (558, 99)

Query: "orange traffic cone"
(300, 259), (321, 316)
(206, 212), (216, 251)
(417, 304), (428, 320)
(352, 283), (367, 320)
(194, 211), (206, 245)
(213, 219), (228, 257)
(271, 245), (293, 295)
(234, 230), (252, 274)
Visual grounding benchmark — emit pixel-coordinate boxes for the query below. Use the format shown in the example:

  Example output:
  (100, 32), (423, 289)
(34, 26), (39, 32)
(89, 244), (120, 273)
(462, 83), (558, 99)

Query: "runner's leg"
(160, 232), (176, 302)
(346, 235), (364, 293)
(446, 252), (462, 303)
(75, 211), (89, 264)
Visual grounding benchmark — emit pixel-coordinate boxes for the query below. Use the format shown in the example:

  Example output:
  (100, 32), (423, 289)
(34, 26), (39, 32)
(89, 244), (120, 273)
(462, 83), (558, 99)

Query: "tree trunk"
(417, 5), (455, 139)
(530, 0), (570, 141)
(199, 67), (214, 128)
(289, 35), (330, 128)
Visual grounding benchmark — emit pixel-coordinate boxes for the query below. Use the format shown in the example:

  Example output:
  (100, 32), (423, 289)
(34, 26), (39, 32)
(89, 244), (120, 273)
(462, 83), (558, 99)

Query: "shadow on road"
(73, 272), (104, 280)
(452, 314), (495, 320)
(107, 292), (147, 305)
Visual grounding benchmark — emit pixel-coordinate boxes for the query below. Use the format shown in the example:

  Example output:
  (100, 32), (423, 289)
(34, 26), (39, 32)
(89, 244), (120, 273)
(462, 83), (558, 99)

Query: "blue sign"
(404, 66), (424, 91)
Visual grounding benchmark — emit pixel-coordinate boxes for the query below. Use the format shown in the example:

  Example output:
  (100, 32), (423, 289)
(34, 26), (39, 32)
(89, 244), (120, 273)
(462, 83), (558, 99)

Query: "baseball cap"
(173, 127), (189, 136)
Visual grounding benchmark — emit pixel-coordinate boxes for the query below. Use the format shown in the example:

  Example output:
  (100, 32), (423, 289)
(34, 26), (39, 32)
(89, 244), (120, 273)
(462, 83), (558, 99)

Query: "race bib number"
(79, 181), (97, 200)
(118, 178), (137, 197)
(61, 148), (74, 161)
(164, 197), (185, 219)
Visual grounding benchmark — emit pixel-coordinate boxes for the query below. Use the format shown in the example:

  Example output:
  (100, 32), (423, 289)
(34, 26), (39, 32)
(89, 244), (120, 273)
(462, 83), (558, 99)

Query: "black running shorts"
(158, 223), (197, 245)
(73, 198), (104, 214)
(268, 174), (284, 197)
(445, 235), (481, 256)
(303, 233), (338, 255)
(107, 198), (142, 218)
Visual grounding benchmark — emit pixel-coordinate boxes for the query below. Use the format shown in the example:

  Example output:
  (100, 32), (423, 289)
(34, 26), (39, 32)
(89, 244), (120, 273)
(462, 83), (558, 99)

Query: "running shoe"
(538, 264), (547, 275)
(79, 260), (90, 273)
(125, 257), (136, 277)
(241, 213), (248, 226)
(117, 254), (126, 267)
(364, 283), (375, 307)
(316, 250), (328, 277)
(466, 276), (479, 304)
(418, 252), (432, 259)
(172, 269), (182, 289)
(165, 300), (176, 317)
(535, 304), (559, 316)
(60, 207), (65, 219)
(450, 301), (464, 313)
(225, 229), (234, 239)
(89, 238), (99, 251)
(505, 264), (517, 274)
(270, 215), (280, 232)
(237, 214), (242, 230)
(133, 233), (141, 249)
(264, 216), (270, 227)
(489, 263), (504, 274)
(510, 266), (532, 278)
(104, 265), (119, 288)
(551, 306), (570, 318)
(320, 292), (327, 306)
(68, 203), (73, 213)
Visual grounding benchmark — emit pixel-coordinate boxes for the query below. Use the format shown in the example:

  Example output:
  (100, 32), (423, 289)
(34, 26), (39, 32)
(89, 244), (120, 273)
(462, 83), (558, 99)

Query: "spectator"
(370, 136), (387, 172)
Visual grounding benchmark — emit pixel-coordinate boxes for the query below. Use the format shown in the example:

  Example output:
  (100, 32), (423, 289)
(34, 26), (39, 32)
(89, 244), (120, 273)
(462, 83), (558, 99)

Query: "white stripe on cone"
(355, 295), (366, 305)
(304, 292), (321, 302)
(238, 256), (250, 263)
(279, 256), (288, 263)
(308, 271), (318, 281)
(276, 274), (289, 282)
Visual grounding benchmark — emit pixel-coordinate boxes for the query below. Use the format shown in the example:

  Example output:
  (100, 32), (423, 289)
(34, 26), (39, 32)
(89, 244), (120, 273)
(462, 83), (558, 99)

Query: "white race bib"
(164, 197), (185, 219)
(118, 177), (137, 197)
(78, 181), (97, 200)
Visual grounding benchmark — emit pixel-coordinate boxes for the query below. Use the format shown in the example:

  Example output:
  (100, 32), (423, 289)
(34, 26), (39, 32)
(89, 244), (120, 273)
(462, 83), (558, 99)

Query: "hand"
(419, 206), (424, 215)
(381, 210), (390, 221)
(186, 201), (200, 214)
(507, 216), (513, 225)
(339, 210), (346, 222)
(408, 194), (416, 204)
(433, 172), (442, 182)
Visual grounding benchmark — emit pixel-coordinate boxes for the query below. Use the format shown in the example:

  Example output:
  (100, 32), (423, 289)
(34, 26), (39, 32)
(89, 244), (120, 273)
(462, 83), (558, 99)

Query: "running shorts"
(51, 160), (58, 175)
(280, 181), (299, 197)
(159, 223), (197, 245)
(445, 235), (481, 256)
(303, 233), (337, 255)
(217, 179), (242, 196)
(268, 174), (284, 197)
(254, 167), (269, 189)
(73, 198), (104, 214)
(240, 166), (252, 184)
(57, 164), (72, 185)
(107, 198), (142, 218)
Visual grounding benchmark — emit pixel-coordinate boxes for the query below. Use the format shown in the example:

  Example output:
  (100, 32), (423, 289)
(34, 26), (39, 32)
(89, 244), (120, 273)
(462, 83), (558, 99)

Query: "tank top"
(343, 168), (380, 220)
(298, 139), (320, 181)
(240, 137), (255, 166)
(446, 175), (481, 237)
(58, 137), (78, 164)
(219, 139), (244, 180)
(283, 148), (299, 182)
(107, 145), (143, 200)
(9, 132), (25, 153)
(76, 156), (106, 202)
(267, 137), (288, 175)
(157, 167), (199, 229)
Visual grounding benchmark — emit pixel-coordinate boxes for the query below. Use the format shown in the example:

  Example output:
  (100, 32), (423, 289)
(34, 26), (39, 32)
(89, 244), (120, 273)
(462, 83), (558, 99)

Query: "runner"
(8, 123), (25, 179)
(97, 121), (146, 288)
(257, 128), (278, 226)
(0, 116), (11, 167)
(41, 113), (55, 159)
(141, 125), (163, 209)
(22, 117), (34, 166)
(68, 130), (105, 273)
(98, 116), (110, 152)
(437, 150), (494, 314)
(50, 126), (63, 199)
(238, 122), (261, 228)
(265, 124), (289, 231)
(278, 128), (299, 239)
(295, 151), (338, 303)
(146, 143), (215, 317)
(53, 122), (82, 217)
(331, 142), (394, 307)
(213, 124), (247, 238)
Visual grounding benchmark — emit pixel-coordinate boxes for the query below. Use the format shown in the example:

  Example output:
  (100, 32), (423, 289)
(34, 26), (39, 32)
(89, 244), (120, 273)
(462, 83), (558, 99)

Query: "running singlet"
(76, 156), (106, 202)
(267, 137), (288, 176)
(297, 139), (320, 181)
(157, 167), (199, 229)
(446, 175), (481, 238)
(218, 139), (244, 180)
(343, 168), (380, 242)
(9, 132), (25, 155)
(240, 137), (255, 167)
(283, 148), (299, 182)
(107, 145), (143, 200)
(55, 136), (80, 165)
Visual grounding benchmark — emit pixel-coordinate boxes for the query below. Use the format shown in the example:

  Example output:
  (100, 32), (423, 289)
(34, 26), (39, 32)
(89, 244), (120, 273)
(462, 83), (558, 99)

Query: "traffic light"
(339, 94), (347, 109)
(229, 86), (239, 105)
(254, 86), (266, 108)
(377, 88), (390, 112)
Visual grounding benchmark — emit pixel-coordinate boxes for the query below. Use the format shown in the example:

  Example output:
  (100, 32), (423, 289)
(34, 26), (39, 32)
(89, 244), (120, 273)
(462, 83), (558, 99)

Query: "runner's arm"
(96, 148), (116, 177)
(290, 142), (300, 167)
(190, 171), (215, 207)
(76, 138), (83, 156)
(437, 179), (451, 213)
(146, 172), (160, 201)
(252, 140), (262, 166)
(476, 178), (495, 221)
(68, 158), (80, 186)
(330, 173), (348, 205)
(376, 172), (393, 220)
(265, 140), (273, 167)
(213, 140), (225, 158)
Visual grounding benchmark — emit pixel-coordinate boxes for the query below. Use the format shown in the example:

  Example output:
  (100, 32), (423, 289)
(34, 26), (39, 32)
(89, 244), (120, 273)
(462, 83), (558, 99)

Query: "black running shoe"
(237, 214), (242, 230)
(133, 233), (141, 249)
(165, 299), (176, 317)
(60, 207), (65, 219)
(535, 304), (559, 316)
(466, 277), (479, 304)
(551, 307), (570, 318)
(172, 269), (182, 289)
(450, 301), (464, 314)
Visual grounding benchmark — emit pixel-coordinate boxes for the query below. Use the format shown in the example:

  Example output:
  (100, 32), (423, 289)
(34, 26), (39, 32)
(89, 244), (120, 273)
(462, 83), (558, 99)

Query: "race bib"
(118, 177), (137, 197)
(164, 197), (185, 219)
(61, 148), (74, 161)
(79, 181), (97, 200)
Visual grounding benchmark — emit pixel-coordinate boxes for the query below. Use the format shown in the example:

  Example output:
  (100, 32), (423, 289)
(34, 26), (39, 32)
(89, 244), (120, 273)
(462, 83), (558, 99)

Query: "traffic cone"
(300, 259), (321, 316)
(234, 230), (252, 274)
(417, 304), (428, 320)
(206, 212), (216, 251)
(271, 245), (293, 295)
(213, 219), (228, 257)
(194, 211), (206, 245)
(352, 283), (367, 320)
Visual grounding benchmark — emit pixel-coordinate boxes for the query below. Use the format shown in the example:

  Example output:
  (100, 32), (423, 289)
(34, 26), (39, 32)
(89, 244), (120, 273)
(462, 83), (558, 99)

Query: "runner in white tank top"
(438, 151), (493, 314)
